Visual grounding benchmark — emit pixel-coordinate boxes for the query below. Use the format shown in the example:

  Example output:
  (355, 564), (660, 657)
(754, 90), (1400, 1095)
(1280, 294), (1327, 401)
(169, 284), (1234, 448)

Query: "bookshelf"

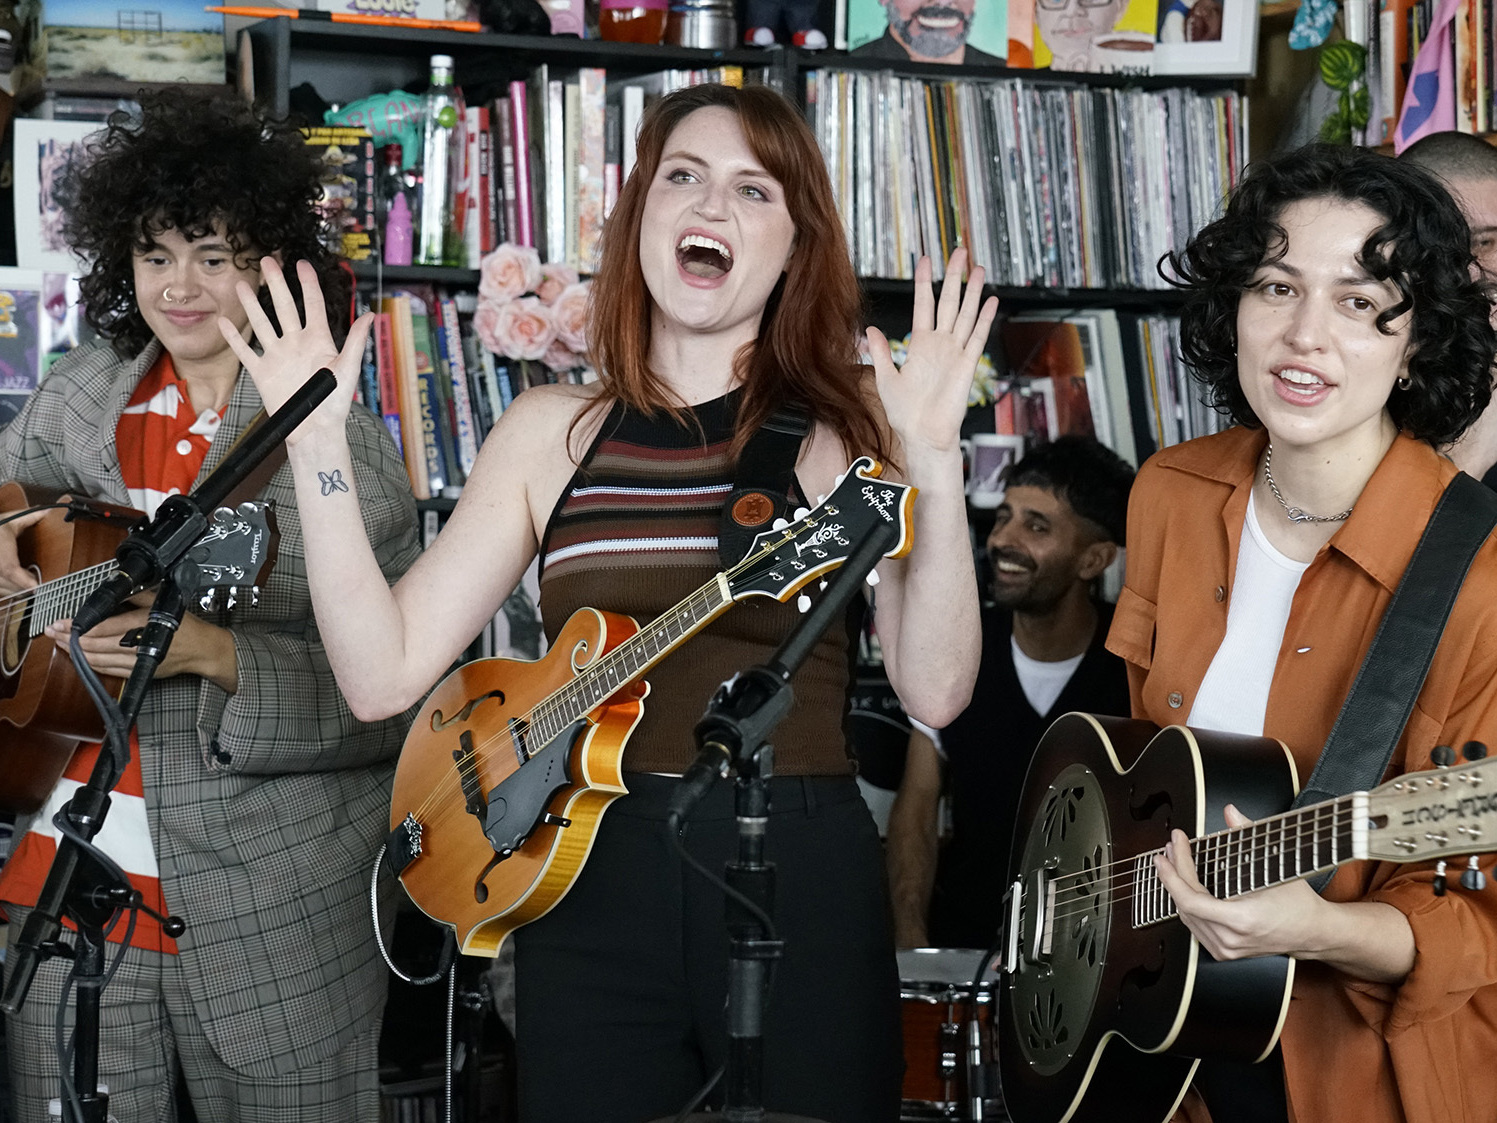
(240, 21), (1247, 480)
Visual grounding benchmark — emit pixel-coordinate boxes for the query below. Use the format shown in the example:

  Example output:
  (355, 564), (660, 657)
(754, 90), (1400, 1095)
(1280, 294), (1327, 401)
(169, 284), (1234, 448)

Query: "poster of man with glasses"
(1034, 0), (1156, 71)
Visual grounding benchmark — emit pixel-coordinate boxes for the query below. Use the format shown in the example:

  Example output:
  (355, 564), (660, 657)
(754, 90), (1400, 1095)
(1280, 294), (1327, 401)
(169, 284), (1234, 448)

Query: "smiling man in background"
(886, 436), (1134, 949)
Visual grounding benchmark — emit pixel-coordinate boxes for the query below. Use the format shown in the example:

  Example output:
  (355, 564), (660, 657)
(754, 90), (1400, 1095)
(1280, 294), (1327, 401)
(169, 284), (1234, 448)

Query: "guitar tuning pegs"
(1434, 860), (1448, 896)
(1465, 741), (1489, 761)
(772, 518), (790, 531)
(796, 593), (812, 613)
(1432, 745), (1457, 768)
(1461, 856), (1487, 892)
(816, 494), (827, 505)
(834, 471), (847, 486)
(865, 569), (880, 587)
(819, 580), (828, 592)
(793, 507), (810, 521)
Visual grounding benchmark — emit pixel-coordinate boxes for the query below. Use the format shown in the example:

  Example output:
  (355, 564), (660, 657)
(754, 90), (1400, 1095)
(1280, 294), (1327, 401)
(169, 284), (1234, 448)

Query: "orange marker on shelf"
(206, 6), (484, 32)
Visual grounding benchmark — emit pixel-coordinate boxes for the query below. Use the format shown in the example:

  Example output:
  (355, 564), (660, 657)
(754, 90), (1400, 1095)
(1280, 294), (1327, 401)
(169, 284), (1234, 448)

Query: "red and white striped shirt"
(0, 353), (227, 951)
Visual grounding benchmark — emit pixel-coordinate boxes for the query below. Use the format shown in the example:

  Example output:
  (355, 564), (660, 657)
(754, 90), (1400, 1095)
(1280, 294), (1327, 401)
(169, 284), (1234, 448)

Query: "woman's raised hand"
(865, 247), (999, 455)
(218, 258), (372, 446)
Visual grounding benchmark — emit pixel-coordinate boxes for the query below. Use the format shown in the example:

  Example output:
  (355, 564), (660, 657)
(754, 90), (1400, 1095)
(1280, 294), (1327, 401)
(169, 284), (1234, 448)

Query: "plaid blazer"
(0, 340), (423, 1075)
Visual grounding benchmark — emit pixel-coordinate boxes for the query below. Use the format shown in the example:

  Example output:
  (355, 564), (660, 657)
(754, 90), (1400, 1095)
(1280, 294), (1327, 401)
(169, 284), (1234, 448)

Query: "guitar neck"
(24, 561), (118, 638)
(1132, 793), (1364, 925)
(522, 574), (734, 752)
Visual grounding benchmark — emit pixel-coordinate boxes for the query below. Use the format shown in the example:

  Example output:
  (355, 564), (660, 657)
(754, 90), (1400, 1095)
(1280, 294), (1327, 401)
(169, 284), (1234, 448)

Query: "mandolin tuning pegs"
(1434, 860), (1448, 896)
(1461, 856), (1488, 892)
(793, 507), (810, 521)
(865, 569), (880, 587)
(772, 518), (789, 531)
(1432, 745), (1457, 768)
(796, 594), (812, 613)
(1465, 740), (1489, 761)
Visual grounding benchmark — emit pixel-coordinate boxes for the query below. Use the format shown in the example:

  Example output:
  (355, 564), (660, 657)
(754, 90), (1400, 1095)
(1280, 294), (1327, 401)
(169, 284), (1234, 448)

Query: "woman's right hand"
(218, 258), (373, 448)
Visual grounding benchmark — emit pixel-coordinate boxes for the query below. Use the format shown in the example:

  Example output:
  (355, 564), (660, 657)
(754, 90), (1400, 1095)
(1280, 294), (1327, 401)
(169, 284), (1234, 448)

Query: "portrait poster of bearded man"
(846, 0), (1008, 64)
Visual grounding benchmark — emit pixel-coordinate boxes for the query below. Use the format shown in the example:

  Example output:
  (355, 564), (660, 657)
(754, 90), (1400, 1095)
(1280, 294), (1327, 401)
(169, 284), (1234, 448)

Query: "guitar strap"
(717, 401), (812, 568)
(1293, 470), (1497, 893)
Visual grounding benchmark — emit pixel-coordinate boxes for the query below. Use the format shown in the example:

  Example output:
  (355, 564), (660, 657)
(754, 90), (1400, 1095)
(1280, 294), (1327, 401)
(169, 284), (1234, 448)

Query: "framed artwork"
(1032, 0), (1158, 74)
(13, 119), (102, 273)
(1151, 0), (1258, 76)
(844, 0), (1011, 65)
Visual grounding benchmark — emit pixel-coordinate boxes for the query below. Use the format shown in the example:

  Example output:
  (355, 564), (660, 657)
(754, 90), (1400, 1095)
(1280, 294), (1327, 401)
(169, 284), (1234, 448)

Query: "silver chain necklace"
(1263, 443), (1355, 524)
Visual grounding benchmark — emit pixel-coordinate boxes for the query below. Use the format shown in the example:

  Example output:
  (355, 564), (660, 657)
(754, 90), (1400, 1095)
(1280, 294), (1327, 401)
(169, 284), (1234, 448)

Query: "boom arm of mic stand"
(688, 520), (899, 792)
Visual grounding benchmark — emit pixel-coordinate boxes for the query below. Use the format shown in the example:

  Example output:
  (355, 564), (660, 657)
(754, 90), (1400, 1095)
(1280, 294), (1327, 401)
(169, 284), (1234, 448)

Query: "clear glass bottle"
(416, 54), (467, 267)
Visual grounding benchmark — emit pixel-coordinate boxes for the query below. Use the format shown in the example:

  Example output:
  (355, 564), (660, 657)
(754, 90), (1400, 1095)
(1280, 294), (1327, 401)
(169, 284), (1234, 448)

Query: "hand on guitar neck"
(0, 505), (50, 594)
(1154, 802), (1417, 984)
(1, 496), (239, 691)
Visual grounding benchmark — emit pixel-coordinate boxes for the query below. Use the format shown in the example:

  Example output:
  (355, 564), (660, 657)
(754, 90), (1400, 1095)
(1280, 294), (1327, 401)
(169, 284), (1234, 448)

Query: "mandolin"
(386, 456), (916, 957)
(0, 481), (279, 812)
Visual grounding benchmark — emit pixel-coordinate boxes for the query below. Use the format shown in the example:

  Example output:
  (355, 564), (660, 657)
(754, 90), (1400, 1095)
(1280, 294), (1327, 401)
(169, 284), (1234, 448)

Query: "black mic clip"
(668, 667), (794, 829)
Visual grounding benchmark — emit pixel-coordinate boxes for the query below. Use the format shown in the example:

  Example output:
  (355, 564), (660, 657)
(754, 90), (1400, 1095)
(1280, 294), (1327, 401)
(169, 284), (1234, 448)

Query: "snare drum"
(897, 948), (1002, 1121)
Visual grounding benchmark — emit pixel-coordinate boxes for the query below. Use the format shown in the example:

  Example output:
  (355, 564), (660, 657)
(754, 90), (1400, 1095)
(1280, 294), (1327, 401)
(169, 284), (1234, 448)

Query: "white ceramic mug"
(961, 433), (1026, 508)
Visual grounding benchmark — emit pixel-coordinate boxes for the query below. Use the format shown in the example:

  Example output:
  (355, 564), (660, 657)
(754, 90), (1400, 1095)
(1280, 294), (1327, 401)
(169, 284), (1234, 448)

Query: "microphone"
(667, 738), (733, 828)
(71, 368), (336, 634)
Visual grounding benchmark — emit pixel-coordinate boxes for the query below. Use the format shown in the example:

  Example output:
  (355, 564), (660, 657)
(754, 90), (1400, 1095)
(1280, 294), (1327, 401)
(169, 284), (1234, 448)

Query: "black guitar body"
(998, 713), (1301, 1123)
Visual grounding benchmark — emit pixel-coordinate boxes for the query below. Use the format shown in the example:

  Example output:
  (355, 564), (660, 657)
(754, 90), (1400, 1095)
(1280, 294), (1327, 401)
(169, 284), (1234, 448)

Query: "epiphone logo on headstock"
(862, 485), (897, 522)
(1401, 790), (1497, 827)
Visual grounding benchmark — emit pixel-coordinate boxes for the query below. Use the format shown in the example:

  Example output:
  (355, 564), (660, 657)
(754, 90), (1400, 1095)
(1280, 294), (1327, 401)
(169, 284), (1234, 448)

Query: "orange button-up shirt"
(1107, 426), (1497, 1123)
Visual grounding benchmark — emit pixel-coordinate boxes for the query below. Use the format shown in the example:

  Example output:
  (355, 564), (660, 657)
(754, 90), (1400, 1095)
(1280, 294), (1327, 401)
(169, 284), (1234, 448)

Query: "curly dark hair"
(1002, 435), (1135, 546)
(62, 88), (348, 358)
(1163, 143), (1495, 447)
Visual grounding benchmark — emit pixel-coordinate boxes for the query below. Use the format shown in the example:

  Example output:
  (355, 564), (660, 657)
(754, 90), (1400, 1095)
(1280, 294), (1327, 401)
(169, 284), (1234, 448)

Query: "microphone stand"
(1, 370), (335, 1123)
(666, 520), (897, 1123)
(3, 579), (190, 1123)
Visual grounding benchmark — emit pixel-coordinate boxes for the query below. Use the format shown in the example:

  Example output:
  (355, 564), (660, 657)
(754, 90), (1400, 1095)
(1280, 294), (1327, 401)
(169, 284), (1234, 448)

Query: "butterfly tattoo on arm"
(318, 470), (350, 496)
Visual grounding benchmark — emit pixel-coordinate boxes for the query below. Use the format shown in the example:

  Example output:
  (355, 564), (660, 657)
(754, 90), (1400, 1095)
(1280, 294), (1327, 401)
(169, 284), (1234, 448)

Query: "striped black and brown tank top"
(538, 390), (857, 776)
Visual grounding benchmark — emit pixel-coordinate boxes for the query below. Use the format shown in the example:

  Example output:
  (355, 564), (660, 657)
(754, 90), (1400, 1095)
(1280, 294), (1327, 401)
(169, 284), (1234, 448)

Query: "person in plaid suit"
(0, 90), (420, 1122)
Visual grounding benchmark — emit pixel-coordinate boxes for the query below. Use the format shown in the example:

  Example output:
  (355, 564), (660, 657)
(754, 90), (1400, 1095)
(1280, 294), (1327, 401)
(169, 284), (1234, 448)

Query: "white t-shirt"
(1188, 498), (1309, 737)
(1011, 639), (1086, 718)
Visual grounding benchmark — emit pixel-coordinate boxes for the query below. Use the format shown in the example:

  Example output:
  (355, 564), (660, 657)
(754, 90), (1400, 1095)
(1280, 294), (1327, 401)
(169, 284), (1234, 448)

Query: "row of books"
(355, 285), (593, 501)
(806, 68), (1246, 289)
(988, 307), (1222, 468)
(466, 64), (769, 272)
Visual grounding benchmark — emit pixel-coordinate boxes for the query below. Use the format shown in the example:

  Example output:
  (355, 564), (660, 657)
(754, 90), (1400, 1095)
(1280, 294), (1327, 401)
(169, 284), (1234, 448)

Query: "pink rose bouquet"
(474, 243), (593, 378)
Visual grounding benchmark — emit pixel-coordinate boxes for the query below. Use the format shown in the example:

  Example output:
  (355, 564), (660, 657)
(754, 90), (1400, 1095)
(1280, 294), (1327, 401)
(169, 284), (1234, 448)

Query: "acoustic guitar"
(998, 713), (1497, 1123)
(0, 481), (279, 813)
(387, 456), (916, 957)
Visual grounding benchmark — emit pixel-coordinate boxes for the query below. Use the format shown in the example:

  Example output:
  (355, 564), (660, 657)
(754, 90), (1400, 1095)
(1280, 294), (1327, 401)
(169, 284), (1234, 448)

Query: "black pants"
(513, 772), (904, 1123)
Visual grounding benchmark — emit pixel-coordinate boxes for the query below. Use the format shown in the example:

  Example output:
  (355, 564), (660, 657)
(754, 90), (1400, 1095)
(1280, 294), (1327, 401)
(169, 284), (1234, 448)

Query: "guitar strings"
(404, 511), (831, 831)
(1036, 801), (1356, 928)
(0, 561), (120, 636)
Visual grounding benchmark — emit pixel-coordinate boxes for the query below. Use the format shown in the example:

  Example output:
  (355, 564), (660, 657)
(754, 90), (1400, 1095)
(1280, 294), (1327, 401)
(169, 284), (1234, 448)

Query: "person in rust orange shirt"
(1108, 143), (1497, 1123)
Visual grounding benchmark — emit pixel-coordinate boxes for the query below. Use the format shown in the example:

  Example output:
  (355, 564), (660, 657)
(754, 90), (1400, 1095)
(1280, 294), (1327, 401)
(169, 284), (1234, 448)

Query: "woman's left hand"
(46, 609), (238, 693)
(864, 247), (999, 456)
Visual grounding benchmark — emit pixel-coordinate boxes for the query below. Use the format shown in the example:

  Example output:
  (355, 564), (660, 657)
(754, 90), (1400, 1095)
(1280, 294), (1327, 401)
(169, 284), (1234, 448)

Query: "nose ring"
(163, 287), (175, 304)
